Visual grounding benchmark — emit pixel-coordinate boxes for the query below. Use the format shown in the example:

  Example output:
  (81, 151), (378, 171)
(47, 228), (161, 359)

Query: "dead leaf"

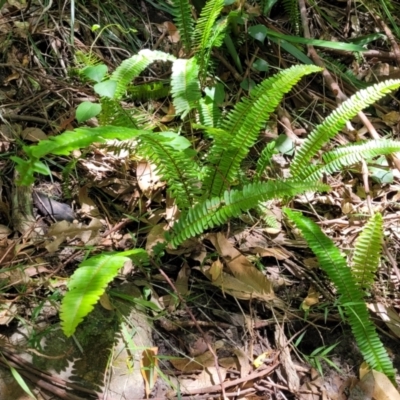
(301, 285), (320, 310)
(232, 348), (250, 378)
(99, 292), (114, 311)
(21, 127), (47, 142)
(160, 102), (176, 122)
(207, 233), (275, 302)
(169, 367), (227, 395)
(78, 186), (100, 218)
(137, 161), (165, 198)
(170, 351), (214, 372)
(368, 303), (400, 339)
(175, 263), (190, 296)
(163, 21), (180, 43)
(0, 303), (17, 325)
(250, 246), (292, 260)
(145, 223), (167, 256)
(358, 364), (400, 400)
(140, 347), (158, 399)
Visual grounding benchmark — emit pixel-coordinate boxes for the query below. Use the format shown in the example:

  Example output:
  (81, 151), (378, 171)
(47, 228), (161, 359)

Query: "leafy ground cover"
(2, 0), (400, 399)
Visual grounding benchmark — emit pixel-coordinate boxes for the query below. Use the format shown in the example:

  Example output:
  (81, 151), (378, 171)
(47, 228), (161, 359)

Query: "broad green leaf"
(82, 64), (108, 83)
(94, 80), (117, 98)
(76, 101), (102, 123)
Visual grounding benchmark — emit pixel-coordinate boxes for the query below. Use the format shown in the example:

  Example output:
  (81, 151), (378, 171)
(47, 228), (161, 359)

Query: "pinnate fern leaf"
(171, 58), (201, 118)
(351, 213), (383, 292)
(299, 139), (400, 181)
(170, 0), (194, 52)
(14, 126), (146, 185)
(290, 79), (400, 179)
(138, 132), (202, 209)
(284, 209), (395, 379)
(110, 49), (176, 100)
(60, 249), (148, 337)
(204, 64), (321, 197)
(169, 180), (329, 247)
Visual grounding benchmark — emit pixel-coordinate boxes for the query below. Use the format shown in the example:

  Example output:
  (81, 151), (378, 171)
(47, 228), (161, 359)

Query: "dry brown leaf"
(99, 292), (114, 311)
(301, 285), (320, 310)
(358, 363), (400, 400)
(250, 246), (292, 260)
(175, 263), (190, 296)
(170, 367), (227, 395)
(170, 351), (215, 372)
(137, 161), (165, 198)
(232, 348), (250, 378)
(367, 303), (400, 339)
(140, 347), (158, 399)
(78, 186), (100, 218)
(145, 223), (167, 256)
(21, 127), (47, 142)
(163, 21), (180, 43)
(207, 233), (275, 302)
(0, 303), (17, 325)
(160, 102), (176, 122)
(45, 219), (102, 252)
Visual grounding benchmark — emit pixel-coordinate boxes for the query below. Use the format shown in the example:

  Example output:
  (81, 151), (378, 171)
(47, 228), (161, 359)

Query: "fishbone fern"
(170, 0), (194, 52)
(284, 209), (395, 380)
(300, 139), (400, 182)
(290, 79), (400, 179)
(351, 213), (383, 293)
(169, 181), (329, 247)
(203, 64), (322, 198)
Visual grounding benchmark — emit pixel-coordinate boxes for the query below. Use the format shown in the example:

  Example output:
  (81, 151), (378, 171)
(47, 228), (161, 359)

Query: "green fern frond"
(196, 17), (228, 80)
(299, 139), (400, 181)
(351, 213), (383, 292)
(198, 97), (222, 127)
(171, 0), (195, 52)
(204, 64), (322, 197)
(98, 98), (139, 128)
(60, 249), (148, 337)
(110, 49), (176, 100)
(169, 180), (329, 247)
(14, 126), (147, 185)
(284, 209), (395, 379)
(255, 141), (277, 181)
(193, 0), (225, 79)
(290, 79), (400, 179)
(128, 82), (170, 101)
(282, 0), (301, 34)
(171, 58), (202, 118)
(138, 132), (202, 209)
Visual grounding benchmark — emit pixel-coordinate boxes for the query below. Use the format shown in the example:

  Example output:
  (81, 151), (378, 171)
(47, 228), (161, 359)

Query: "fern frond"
(255, 141), (277, 181)
(351, 213), (383, 292)
(99, 98), (138, 128)
(284, 209), (395, 379)
(299, 139), (400, 182)
(290, 79), (400, 179)
(196, 17), (228, 80)
(60, 249), (148, 337)
(198, 97), (222, 127)
(15, 126), (147, 185)
(128, 82), (170, 101)
(171, 58), (202, 118)
(204, 64), (322, 197)
(282, 0), (301, 34)
(110, 49), (176, 100)
(170, 0), (195, 52)
(169, 180), (329, 247)
(138, 132), (202, 209)
(193, 0), (225, 79)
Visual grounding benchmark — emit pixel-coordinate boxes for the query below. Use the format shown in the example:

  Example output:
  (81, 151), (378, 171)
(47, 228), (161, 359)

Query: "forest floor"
(1, 0), (400, 399)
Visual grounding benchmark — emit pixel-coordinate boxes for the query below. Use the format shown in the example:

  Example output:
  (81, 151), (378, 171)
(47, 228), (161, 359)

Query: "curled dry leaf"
(140, 347), (158, 399)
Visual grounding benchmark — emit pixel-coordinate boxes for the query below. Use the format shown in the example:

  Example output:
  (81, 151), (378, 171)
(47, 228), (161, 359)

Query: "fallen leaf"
(78, 186), (100, 218)
(368, 303), (400, 339)
(301, 285), (320, 310)
(140, 347), (158, 399)
(21, 127), (47, 142)
(207, 233), (275, 302)
(137, 161), (164, 198)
